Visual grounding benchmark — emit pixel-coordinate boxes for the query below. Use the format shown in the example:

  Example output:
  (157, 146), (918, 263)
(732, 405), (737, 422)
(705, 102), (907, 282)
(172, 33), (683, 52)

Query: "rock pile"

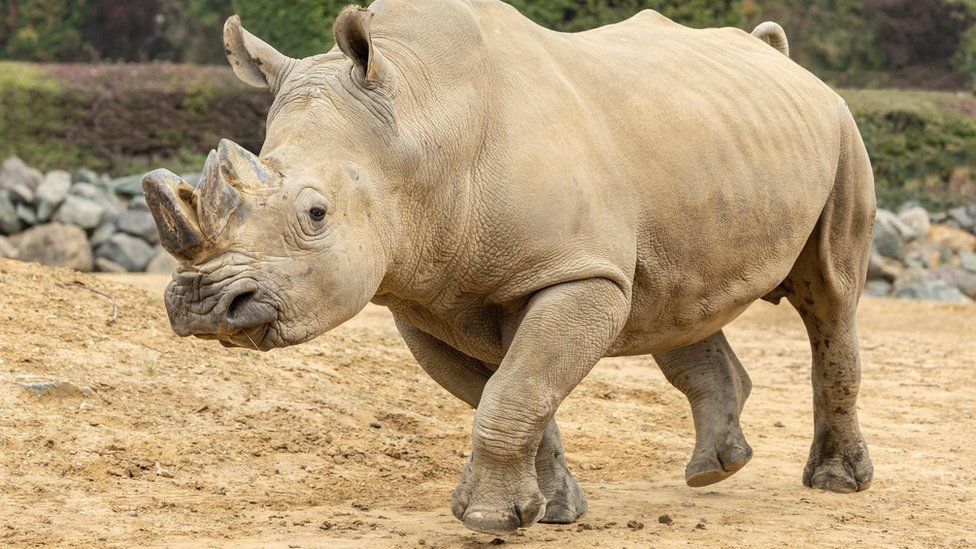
(868, 205), (976, 302)
(0, 156), (187, 274)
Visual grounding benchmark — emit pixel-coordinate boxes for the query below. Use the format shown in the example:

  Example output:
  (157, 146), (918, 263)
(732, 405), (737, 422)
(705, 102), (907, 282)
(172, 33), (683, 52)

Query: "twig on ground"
(58, 281), (120, 325)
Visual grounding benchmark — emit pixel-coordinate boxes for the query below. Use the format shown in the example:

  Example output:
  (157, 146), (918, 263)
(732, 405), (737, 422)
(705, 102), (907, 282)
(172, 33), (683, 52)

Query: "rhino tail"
(751, 21), (790, 58)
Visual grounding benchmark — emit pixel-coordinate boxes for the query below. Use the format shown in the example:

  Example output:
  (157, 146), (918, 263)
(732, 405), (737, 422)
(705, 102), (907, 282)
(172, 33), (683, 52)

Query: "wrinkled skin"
(144, 0), (875, 536)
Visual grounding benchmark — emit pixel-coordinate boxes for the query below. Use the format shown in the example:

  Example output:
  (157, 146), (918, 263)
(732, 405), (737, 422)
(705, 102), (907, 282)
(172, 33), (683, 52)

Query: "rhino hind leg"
(394, 320), (587, 525)
(781, 120), (875, 493)
(654, 330), (753, 487)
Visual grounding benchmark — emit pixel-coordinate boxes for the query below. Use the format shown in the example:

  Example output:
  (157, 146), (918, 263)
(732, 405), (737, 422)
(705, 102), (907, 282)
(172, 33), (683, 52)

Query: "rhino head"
(143, 8), (406, 350)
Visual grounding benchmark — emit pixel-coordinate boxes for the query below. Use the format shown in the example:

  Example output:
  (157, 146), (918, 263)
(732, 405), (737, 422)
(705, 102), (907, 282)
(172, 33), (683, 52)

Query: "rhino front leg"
(453, 278), (630, 535)
(394, 319), (587, 524)
(653, 330), (753, 487)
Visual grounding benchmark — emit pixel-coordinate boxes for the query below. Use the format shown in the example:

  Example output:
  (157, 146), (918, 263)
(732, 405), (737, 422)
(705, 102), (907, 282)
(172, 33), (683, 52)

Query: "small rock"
(10, 223), (93, 271)
(774, 421), (785, 428)
(111, 175), (146, 197)
(73, 168), (99, 184)
(489, 538), (505, 545)
(658, 514), (673, 526)
(961, 252), (976, 273)
(370, 421), (382, 429)
(0, 156), (43, 190)
(17, 381), (94, 399)
(948, 206), (974, 230)
(116, 209), (159, 244)
(898, 206), (930, 239)
(0, 235), (16, 258)
(8, 183), (35, 204)
(95, 233), (156, 272)
(35, 171), (72, 221)
(95, 257), (128, 273)
(16, 203), (36, 226)
(627, 520), (645, 530)
(54, 195), (106, 229)
(873, 210), (914, 260)
(864, 280), (892, 297)
(0, 192), (22, 235)
(681, 501), (695, 508)
(695, 521), (707, 530)
(145, 248), (180, 274)
(90, 221), (117, 247)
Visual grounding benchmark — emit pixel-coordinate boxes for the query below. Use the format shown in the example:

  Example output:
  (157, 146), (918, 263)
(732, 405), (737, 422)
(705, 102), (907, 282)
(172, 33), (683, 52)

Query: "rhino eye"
(309, 207), (327, 222)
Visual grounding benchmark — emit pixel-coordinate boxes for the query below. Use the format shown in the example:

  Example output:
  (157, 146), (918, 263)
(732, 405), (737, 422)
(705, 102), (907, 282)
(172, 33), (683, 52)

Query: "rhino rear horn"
(217, 139), (281, 193)
(142, 170), (208, 263)
(194, 149), (242, 243)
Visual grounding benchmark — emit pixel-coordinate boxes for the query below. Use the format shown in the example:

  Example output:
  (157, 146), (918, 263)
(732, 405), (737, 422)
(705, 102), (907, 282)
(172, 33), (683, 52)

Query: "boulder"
(961, 252), (976, 273)
(864, 280), (892, 297)
(116, 209), (160, 244)
(947, 206), (975, 232)
(145, 248), (180, 274)
(0, 156), (43, 190)
(8, 183), (35, 205)
(0, 193), (22, 235)
(942, 267), (976, 299)
(95, 233), (155, 272)
(924, 225), (976, 256)
(94, 257), (128, 273)
(35, 170), (72, 222)
(867, 249), (901, 282)
(10, 223), (93, 272)
(16, 203), (36, 226)
(72, 168), (99, 185)
(899, 207), (931, 239)
(111, 175), (145, 197)
(90, 221), (116, 247)
(873, 210), (914, 260)
(127, 195), (149, 210)
(893, 268), (970, 303)
(53, 195), (106, 229)
(0, 235), (17, 258)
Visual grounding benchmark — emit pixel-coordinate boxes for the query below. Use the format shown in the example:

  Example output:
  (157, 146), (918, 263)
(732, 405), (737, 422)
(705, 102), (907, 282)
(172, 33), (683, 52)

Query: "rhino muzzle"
(142, 139), (280, 264)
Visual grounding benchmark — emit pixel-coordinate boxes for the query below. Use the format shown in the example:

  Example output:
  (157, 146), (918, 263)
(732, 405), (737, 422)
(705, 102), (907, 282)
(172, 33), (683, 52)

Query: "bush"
(0, 62), (272, 174)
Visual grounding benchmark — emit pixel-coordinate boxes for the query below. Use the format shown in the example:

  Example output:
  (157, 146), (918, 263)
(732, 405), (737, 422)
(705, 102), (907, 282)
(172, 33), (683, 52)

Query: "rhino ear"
(223, 15), (297, 94)
(333, 6), (392, 88)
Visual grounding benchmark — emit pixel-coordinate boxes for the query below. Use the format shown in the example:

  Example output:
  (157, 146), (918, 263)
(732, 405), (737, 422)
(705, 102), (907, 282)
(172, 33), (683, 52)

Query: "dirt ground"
(0, 259), (974, 548)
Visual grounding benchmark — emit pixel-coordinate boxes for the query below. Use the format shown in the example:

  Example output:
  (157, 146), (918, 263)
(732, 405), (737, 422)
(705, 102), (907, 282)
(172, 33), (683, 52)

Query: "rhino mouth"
(215, 324), (276, 351)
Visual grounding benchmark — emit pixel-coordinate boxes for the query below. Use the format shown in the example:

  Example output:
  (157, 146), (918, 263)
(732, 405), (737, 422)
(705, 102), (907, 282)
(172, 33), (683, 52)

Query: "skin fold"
(142, 0), (876, 535)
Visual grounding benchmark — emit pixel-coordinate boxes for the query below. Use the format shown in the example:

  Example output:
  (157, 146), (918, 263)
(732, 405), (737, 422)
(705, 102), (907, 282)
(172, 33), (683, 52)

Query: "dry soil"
(0, 259), (974, 548)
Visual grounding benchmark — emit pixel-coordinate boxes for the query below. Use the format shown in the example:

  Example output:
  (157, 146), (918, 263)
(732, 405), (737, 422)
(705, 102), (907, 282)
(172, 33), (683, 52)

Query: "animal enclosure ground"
(0, 259), (974, 548)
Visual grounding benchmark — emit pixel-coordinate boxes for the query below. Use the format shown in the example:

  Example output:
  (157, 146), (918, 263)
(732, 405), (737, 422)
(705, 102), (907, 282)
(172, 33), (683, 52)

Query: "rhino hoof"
(685, 439), (753, 488)
(803, 438), (872, 493)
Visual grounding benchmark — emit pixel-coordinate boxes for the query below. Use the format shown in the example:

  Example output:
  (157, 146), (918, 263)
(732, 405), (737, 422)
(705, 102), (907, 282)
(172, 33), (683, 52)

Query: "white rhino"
(143, 0), (875, 535)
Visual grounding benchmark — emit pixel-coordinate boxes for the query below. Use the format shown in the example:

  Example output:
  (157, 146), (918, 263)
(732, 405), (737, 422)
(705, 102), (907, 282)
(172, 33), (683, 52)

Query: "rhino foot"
(803, 432), (872, 493)
(536, 459), (587, 524)
(685, 428), (753, 488)
(452, 457), (547, 535)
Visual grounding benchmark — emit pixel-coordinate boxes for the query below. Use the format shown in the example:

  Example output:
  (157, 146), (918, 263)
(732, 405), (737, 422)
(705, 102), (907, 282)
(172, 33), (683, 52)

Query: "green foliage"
(840, 88), (976, 209)
(0, 62), (272, 174)
(0, 0), (92, 61)
(230, 0), (348, 58)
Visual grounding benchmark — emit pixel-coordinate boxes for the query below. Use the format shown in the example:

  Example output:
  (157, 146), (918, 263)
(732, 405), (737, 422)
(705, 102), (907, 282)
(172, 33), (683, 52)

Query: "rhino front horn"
(142, 169), (208, 263)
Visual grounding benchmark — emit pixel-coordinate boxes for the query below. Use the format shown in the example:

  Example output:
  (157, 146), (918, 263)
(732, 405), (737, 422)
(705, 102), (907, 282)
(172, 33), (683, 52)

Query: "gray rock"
(8, 183), (35, 205)
(0, 235), (17, 258)
(16, 203), (36, 226)
(94, 257), (128, 273)
(948, 206), (974, 231)
(35, 171), (71, 222)
(929, 211), (948, 224)
(946, 267), (976, 299)
(90, 221), (116, 247)
(10, 223), (93, 271)
(894, 268), (971, 303)
(145, 248), (180, 274)
(899, 206), (931, 239)
(54, 195), (106, 229)
(864, 280), (892, 297)
(0, 156), (43, 190)
(0, 192), (22, 235)
(95, 233), (155, 271)
(116, 209), (159, 244)
(73, 168), (98, 184)
(867, 249), (901, 282)
(127, 195), (149, 210)
(69, 182), (100, 200)
(111, 175), (145, 197)
(17, 381), (94, 399)
(961, 252), (976, 273)
(873, 210), (914, 260)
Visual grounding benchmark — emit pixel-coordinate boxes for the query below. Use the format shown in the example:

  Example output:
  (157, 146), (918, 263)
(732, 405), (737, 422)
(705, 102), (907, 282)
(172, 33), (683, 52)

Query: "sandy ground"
(0, 259), (974, 548)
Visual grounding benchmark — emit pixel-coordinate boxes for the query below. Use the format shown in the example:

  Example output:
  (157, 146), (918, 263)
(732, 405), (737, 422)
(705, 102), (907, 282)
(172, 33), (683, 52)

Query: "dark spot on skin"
(804, 297), (815, 306)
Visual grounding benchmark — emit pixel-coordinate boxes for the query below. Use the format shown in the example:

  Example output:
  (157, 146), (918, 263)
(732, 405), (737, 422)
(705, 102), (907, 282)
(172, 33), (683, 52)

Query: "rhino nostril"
(227, 291), (257, 322)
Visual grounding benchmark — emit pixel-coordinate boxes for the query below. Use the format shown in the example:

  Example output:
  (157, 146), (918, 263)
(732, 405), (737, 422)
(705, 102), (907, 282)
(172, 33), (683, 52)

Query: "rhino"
(143, 0), (875, 535)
